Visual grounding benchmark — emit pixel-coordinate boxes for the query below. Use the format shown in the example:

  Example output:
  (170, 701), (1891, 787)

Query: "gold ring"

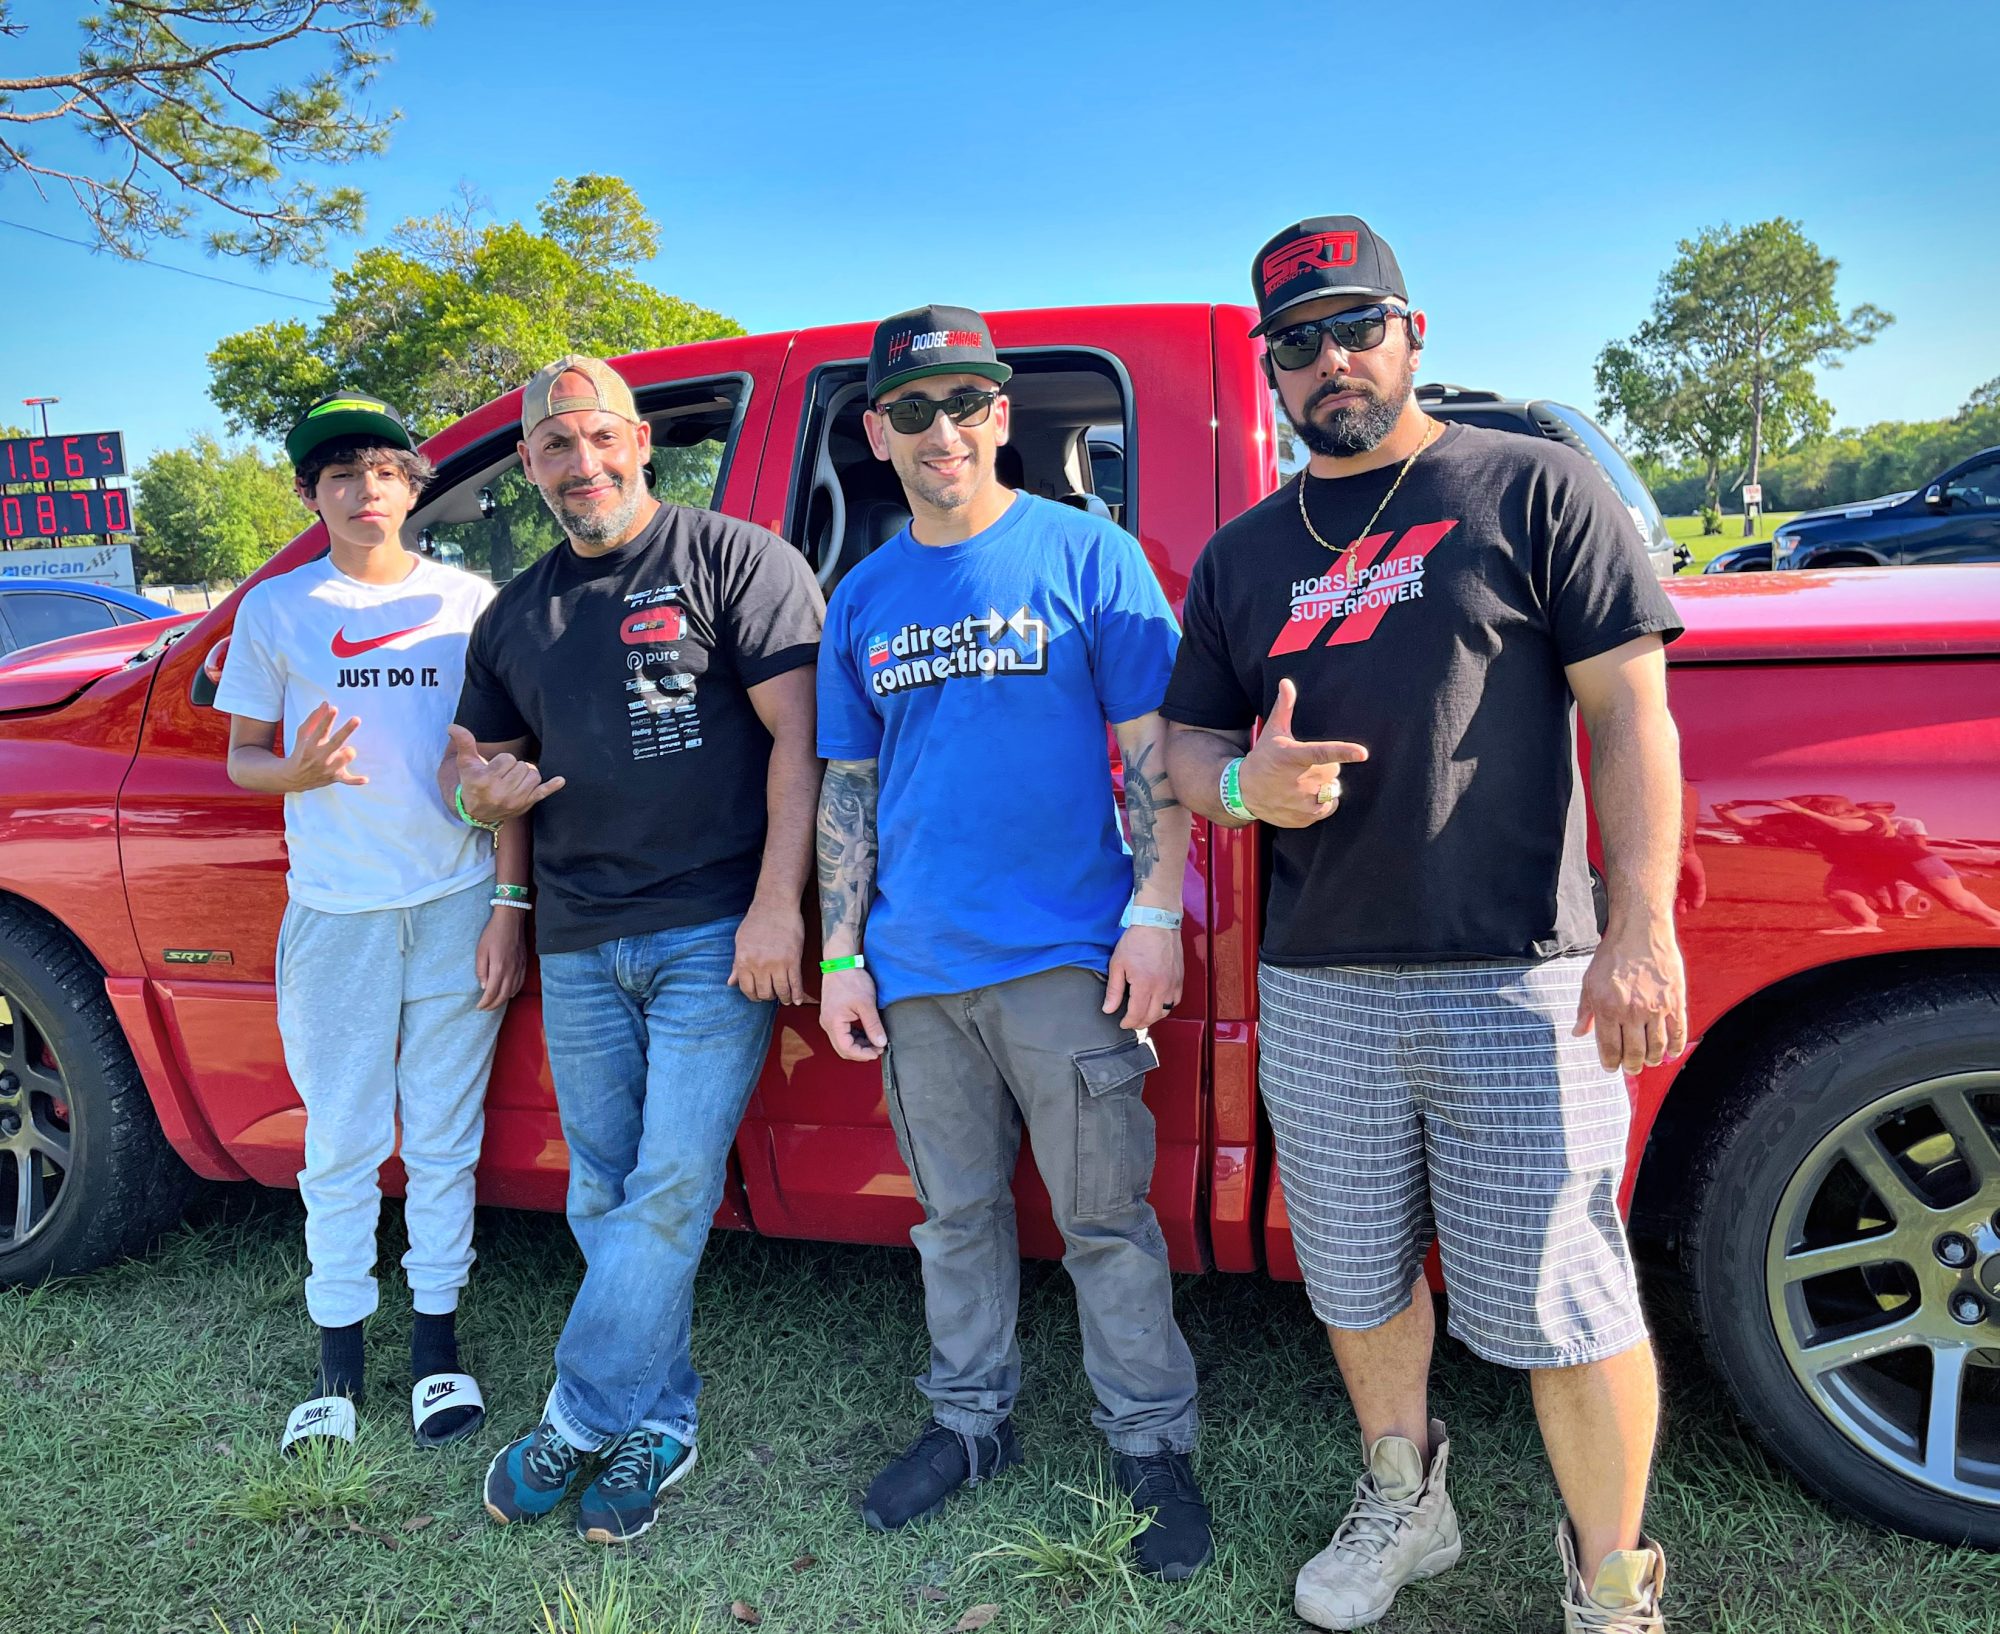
(1316, 782), (1338, 806)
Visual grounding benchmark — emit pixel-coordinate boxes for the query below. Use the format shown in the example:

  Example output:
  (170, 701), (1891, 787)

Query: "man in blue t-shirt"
(815, 306), (1209, 1581)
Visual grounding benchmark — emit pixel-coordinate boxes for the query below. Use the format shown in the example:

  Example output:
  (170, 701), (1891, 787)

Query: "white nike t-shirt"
(215, 554), (497, 913)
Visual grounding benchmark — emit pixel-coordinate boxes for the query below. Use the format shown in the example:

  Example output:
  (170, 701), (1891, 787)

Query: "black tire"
(0, 903), (195, 1284)
(1684, 972), (2000, 1548)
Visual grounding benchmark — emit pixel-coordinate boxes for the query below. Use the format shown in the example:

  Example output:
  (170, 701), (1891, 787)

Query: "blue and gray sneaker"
(483, 1420), (587, 1525)
(576, 1428), (698, 1544)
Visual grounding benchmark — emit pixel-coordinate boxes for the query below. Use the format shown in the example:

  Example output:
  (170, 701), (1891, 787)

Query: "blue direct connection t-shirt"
(817, 492), (1180, 1006)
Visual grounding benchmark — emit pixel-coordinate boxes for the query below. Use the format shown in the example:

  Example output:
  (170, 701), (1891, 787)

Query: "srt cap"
(520, 354), (641, 436)
(1249, 215), (1408, 337)
(284, 392), (415, 466)
(868, 304), (1014, 402)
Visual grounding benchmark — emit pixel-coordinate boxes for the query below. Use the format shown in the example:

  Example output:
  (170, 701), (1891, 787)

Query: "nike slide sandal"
(412, 1371), (486, 1447)
(281, 1395), (358, 1455)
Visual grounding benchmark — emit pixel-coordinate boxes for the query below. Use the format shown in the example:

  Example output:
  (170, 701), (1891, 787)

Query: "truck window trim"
(417, 370), (757, 533)
(782, 345), (1140, 550)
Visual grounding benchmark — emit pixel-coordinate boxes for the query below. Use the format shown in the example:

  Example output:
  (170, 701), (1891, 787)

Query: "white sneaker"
(1294, 1418), (1461, 1631)
(1558, 1518), (1668, 1632)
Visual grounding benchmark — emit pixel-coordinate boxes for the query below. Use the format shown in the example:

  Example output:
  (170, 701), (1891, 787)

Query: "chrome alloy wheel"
(1768, 1071), (2000, 1506)
(0, 991), (73, 1250)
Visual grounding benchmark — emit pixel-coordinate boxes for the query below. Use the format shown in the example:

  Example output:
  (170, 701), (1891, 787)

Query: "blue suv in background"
(1774, 444), (2000, 569)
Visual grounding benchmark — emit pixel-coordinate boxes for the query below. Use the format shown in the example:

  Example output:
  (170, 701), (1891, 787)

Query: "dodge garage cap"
(520, 354), (641, 436)
(867, 304), (1014, 402)
(1249, 215), (1408, 337)
(284, 392), (416, 466)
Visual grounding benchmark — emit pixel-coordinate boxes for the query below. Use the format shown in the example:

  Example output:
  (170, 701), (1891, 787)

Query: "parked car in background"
(1411, 383), (1690, 575)
(1776, 447), (2000, 567)
(1704, 540), (1774, 573)
(1, 308), (1996, 1551)
(0, 578), (167, 659)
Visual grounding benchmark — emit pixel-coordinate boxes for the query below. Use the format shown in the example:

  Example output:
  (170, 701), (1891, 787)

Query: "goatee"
(1289, 372), (1413, 458)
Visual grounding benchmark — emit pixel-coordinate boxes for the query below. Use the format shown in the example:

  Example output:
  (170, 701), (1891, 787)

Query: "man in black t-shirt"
(1163, 219), (1685, 1634)
(450, 355), (824, 1546)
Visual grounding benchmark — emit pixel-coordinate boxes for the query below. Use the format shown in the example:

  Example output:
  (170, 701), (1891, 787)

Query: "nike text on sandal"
(483, 1420), (587, 1524)
(411, 1371), (486, 1447)
(576, 1429), (698, 1544)
(281, 1395), (358, 1456)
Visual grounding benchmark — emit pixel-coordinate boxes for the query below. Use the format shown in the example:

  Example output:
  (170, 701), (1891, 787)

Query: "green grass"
(1666, 511), (1801, 572)
(4, 1191), (1998, 1633)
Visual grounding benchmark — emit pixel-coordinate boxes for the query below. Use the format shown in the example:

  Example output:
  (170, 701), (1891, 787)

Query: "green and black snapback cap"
(284, 392), (417, 466)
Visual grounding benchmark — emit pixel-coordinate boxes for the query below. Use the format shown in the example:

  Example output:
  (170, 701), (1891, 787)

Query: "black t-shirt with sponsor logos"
(1162, 421), (1682, 967)
(456, 502), (824, 954)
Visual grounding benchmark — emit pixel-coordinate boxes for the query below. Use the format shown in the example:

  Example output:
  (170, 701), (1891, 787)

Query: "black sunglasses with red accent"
(1266, 304), (1415, 371)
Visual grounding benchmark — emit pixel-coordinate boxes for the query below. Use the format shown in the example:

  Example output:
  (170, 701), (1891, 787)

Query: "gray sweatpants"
(276, 882), (503, 1329)
(881, 964), (1200, 1455)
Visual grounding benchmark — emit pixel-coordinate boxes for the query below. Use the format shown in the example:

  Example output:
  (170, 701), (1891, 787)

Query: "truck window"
(408, 376), (749, 584)
(791, 351), (1134, 592)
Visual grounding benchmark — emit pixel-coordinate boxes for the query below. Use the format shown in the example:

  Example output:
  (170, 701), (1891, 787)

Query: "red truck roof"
(1667, 565), (2000, 663)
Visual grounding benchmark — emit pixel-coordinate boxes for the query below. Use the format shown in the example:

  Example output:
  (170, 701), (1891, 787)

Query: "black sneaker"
(1114, 1450), (1214, 1581)
(863, 1418), (1022, 1531)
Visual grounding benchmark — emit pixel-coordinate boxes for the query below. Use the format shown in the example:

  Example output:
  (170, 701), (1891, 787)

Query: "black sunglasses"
(1266, 305), (1414, 371)
(875, 388), (999, 435)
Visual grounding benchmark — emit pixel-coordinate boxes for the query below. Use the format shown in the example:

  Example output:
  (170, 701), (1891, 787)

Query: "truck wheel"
(0, 905), (194, 1285)
(1685, 973), (2000, 1547)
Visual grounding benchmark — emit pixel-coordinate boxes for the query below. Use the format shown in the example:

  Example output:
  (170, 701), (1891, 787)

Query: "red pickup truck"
(3, 305), (1997, 1550)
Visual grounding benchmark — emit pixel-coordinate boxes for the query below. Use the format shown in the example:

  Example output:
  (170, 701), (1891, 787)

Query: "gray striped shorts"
(1258, 956), (1648, 1369)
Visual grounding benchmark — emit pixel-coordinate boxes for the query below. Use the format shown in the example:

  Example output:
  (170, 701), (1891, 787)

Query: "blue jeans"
(536, 914), (774, 1451)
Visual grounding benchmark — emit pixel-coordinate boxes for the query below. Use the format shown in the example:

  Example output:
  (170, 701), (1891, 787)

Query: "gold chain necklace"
(1297, 419), (1440, 580)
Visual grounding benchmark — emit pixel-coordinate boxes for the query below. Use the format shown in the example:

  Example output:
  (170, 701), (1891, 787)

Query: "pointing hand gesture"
(1238, 678), (1368, 829)
(447, 724), (566, 824)
(284, 702), (368, 791)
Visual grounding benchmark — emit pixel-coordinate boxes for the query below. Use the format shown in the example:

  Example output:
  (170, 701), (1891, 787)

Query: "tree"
(208, 174), (742, 578)
(1596, 219), (1891, 532)
(133, 436), (306, 582)
(1962, 377), (2000, 417)
(0, 1), (426, 264)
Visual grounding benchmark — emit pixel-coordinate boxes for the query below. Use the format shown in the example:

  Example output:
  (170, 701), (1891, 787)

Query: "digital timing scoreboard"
(0, 431), (133, 545)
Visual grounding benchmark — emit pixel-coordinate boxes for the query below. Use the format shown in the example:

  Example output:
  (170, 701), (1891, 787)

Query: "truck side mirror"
(1925, 484), (1946, 508)
(189, 636), (230, 709)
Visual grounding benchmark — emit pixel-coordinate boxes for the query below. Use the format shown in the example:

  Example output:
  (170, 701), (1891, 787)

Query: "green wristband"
(1220, 757), (1252, 822)
(819, 954), (866, 973)
(454, 783), (502, 835)
(492, 883), (529, 902)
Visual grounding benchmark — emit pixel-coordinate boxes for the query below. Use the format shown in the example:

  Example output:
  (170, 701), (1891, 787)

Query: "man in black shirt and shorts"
(452, 356), (823, 1545)
(1164, 218), (1685, 1633)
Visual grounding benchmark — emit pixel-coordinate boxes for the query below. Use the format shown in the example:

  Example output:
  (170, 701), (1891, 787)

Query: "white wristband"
(1121, 901), (1184, 931)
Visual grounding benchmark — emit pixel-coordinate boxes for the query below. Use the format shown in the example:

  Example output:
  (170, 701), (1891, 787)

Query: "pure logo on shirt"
(1267, 519), (1458, 656)
(867, 605), (1048, 696)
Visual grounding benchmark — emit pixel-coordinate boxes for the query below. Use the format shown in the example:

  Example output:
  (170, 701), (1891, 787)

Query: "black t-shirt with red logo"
(1162, 421), (1682, 967)
(456, 502), (824, 954)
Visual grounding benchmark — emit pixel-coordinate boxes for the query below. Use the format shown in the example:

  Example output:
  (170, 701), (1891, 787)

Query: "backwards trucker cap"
(1249, 215), (1408, 337)
(867, 304), (1014, 402)
(284, 392), (416, 466)
(520, 354), (641, 436)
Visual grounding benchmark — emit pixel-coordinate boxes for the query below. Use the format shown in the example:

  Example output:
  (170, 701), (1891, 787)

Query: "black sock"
(412, 1310), (480, 1442)
(316, 1321), (365, 1404)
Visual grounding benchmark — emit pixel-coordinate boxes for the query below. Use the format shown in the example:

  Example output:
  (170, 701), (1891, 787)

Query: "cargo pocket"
(880, 1047), (931, 1210)
(1073, 1033), (1159, 1220)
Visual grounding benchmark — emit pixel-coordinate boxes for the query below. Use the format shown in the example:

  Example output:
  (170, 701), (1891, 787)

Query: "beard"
(1287, 360), (1416, 457)
(896, 443), (987, 513)
(540, 466), (646, 546)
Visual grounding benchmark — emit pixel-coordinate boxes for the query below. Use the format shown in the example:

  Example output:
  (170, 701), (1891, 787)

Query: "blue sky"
(4, 0), (1997, 470)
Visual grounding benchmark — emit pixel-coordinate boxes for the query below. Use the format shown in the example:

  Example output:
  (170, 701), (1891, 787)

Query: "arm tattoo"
(1122, 738), (1180, 891)
(816, 759), (880, 944)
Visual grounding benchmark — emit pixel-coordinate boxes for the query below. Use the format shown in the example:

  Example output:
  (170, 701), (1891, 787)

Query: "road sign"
(1743, 483), (1764, 506)
(0, 542), (136, 588)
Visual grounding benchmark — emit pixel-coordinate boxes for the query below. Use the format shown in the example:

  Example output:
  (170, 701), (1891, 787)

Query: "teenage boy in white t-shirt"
(216, 392), (531, 1452)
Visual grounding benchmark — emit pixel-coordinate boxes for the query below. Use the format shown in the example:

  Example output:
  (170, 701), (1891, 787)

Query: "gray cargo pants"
(881, 964), (1199, 1454)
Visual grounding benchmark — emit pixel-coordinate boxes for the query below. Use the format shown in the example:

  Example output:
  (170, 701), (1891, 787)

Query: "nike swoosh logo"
(332, 619), (434, 658)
